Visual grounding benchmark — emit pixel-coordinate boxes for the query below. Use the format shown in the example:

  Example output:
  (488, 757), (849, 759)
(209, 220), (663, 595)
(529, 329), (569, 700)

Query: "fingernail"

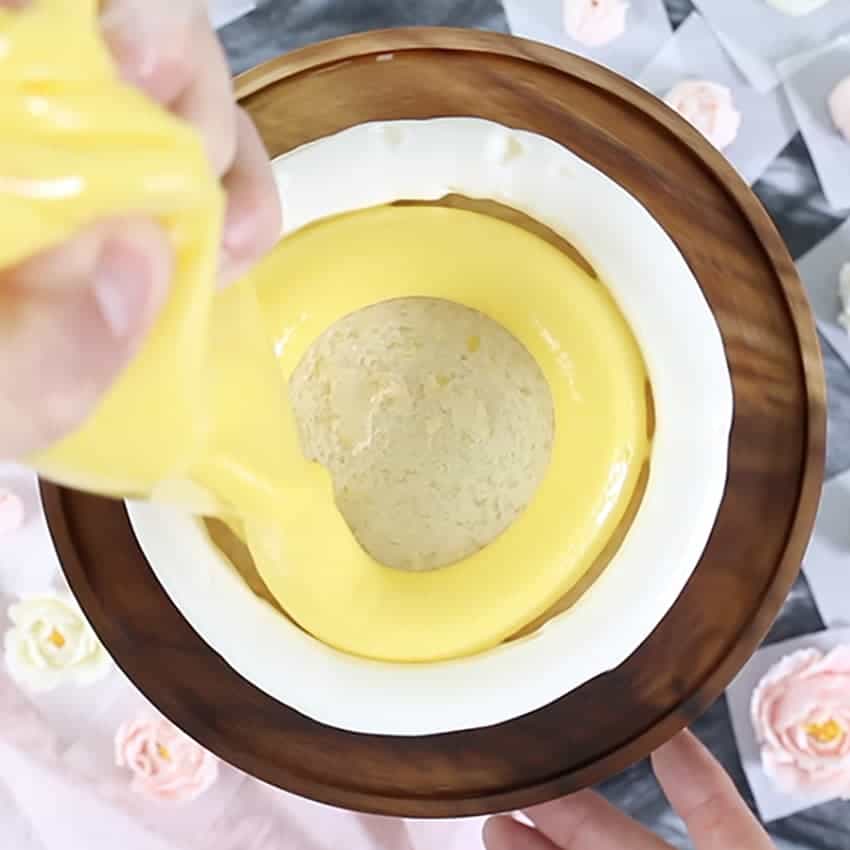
(99, 6), (159, 86)
(220, 207), (257, 289)
(92, 240), (158, 339)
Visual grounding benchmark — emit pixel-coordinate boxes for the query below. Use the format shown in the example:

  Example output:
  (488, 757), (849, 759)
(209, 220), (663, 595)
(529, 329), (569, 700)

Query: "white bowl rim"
(128, 117), (733, 736)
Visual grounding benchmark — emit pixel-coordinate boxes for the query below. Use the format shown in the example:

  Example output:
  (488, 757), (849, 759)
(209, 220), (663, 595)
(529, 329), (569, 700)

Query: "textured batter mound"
(289, 297), (555, 571)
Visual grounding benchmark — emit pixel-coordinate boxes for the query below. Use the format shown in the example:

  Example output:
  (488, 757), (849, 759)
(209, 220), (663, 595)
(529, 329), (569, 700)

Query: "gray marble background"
(221, 2), (850, 847)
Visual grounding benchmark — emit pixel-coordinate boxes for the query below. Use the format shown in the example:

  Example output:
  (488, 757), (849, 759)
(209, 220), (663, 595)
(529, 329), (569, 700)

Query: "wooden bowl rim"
(42, 27), (825, 817)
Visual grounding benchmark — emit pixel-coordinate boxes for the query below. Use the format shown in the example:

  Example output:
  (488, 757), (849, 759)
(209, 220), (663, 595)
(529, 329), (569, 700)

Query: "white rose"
(765, 0), (832, 16)
(4, 593), (112, 692)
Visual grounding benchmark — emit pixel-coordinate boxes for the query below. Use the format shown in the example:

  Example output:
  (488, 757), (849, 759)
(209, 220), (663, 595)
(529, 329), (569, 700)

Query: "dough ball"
(289, 297), (555, 571)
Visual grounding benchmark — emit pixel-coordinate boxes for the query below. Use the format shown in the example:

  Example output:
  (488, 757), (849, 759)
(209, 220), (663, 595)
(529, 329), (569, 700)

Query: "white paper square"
(502, 0), (672, 80)
(780, 37), (850, 213)
(692, 0), (850, 93)
(803, 470), (850, 628)
(636, 14), (797, 185)
(726, 626), (850, 822)
(715, 31), (780, 94)
(796, 217), (850, 368)
(208, 0), (255, 29)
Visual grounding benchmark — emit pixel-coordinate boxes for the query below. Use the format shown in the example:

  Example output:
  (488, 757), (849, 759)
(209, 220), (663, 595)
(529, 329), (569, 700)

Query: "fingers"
(100, 0), (198, 103)
(169, 23), (238, 176)
(220, 108), (282, 285)
(101, 0), (237, 176)
(522, 790), (671, 850)
(652, 731), (774, 850)
(484, 816), (559, 850)
(0, 219), (171, 457)
(101, 0), (281, 286)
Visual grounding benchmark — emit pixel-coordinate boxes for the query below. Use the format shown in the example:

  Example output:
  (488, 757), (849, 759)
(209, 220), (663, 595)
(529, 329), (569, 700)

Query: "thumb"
(0, 217), (172, 458)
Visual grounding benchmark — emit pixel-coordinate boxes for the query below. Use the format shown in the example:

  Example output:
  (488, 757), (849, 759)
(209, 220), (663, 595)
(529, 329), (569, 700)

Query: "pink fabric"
(0, 487), (25, 536)
(0, 465), (487, 850)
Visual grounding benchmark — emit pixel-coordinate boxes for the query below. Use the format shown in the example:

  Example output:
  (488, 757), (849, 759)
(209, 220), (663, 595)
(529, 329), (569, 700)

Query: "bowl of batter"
(43, 28), (824, 816)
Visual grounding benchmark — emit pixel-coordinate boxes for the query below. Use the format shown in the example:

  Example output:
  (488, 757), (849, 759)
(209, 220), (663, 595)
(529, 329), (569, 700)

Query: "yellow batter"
(6, 0), (651, 663)
(4, 0), (225, 496)
(246, 206), (649, 661)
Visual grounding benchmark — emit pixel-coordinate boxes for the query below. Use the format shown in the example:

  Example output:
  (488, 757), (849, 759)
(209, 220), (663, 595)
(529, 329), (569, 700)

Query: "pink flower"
(663, 80), (742, 151)
(562, 0), (629, 48)
(751, 646), (850, 799)
(115, 713), (219, 803)
(828, 75), (850, 143)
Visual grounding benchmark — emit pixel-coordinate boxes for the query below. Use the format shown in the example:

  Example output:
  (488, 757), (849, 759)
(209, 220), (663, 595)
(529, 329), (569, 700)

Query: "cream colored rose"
(751, 647), (850, 799)
(3, 593), (111, 691)
(765, 0), (833, 16)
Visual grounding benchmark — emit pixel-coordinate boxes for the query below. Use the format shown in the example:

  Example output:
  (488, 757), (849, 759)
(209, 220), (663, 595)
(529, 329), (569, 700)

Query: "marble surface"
(221, 2), (850, 847)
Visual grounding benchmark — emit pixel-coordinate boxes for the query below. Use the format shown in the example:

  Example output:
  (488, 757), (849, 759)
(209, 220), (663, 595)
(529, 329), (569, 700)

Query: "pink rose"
(663, 80), (742, 151)
(828, 75), (850, 143)
(751, 646), (850, 799)
(115, 713), (219, 803)
(562, 0), (629, 48)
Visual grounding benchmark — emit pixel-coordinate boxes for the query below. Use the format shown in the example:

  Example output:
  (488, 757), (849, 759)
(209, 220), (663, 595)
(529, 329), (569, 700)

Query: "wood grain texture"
(42, 28), (826, 817)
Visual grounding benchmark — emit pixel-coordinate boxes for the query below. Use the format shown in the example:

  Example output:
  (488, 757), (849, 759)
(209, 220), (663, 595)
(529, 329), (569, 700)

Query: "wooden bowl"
(43, 28), (825, 817)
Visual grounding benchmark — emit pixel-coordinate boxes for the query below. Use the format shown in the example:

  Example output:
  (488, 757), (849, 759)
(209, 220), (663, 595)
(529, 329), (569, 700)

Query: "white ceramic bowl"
(128, 118), (733, 736)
